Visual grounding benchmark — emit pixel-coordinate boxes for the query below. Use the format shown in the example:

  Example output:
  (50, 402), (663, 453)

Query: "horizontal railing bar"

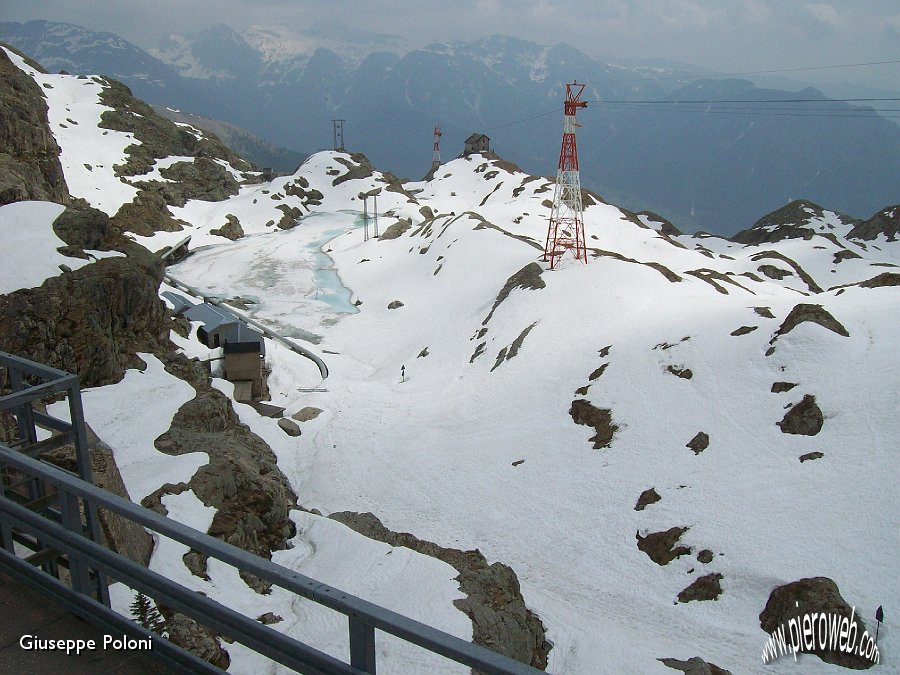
(18, 431), (75, 458)
(0, 446), (543, 674)
(0, 353), (72, 380)
(22, 492), (60, 512)
(24, 545), (61, 567)
(0, 548), (223, 674)
(32, 410), (75, 434)
(0, 497), (362, 675)
(0, 377), (77, 411)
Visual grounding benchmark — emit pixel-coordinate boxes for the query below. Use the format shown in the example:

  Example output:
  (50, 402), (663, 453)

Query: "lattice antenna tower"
(432, 126), (442, 170)
(332, 119), (346, 151)
(544, 82), (588, 269)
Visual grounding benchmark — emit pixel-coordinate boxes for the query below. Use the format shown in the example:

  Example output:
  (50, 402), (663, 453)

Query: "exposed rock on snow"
(291, 406), (322, 422)
(759, 577), (873, 669)
(757, 264), (792, 280)
(569, 399), (619, 449)
(492, 322), (539, 371)
(588, 363), (608, 380)
(731, 199), (857, 246)
(750, 251), (823, 293)
(686, 431), (710, 455)
(659, 655), (732, 674)
(636, 527), (691, 565)
(859, 272), (900, 288)
(97, 77), (253, 180)
(729, 325), (757, 336)
(678, 573), (724, 603)
(378, 219), (411, 240)
(848, 204), (899, 242)
(771, 381), (797, 393)
(209, 213), (244, 240)
(277, 417), (301, 436)
(666, 365), (693, 379)
(800, 451), (824, 462)
(483, 262), (545, 324)
(110, 188), (185, 236)
(147, 381), (298, 593)
(634, 488), (661, 511)
(328, 511), (552, 670)
(777, 394), (824, 436)
(771, 303), (850, 343)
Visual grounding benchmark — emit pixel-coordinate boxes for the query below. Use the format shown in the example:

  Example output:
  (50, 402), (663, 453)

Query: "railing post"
(349, 616), (377, 674)
(59, 486), (93, 597)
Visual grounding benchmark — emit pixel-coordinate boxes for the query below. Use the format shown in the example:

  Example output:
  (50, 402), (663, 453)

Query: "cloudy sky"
(4, 0), (900, 89)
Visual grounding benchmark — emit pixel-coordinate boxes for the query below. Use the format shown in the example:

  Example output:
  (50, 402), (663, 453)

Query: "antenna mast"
(544, 82), (588, 269)
(332, 119), (346, 151)
(432, 126), (442, 170)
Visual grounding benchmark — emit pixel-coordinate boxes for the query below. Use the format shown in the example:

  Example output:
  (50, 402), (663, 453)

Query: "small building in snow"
(184, 303), (240, 348)
(221, 324), (266, 401)
(463, 133), (491, 155)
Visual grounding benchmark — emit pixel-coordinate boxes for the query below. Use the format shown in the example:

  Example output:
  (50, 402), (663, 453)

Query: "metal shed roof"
(184, 303), (239, 332)
(221, 324), (266, 355)
(161, 291), (195, 315)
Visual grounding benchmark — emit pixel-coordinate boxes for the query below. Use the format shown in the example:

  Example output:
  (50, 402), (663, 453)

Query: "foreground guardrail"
(0, 352), (542, 674)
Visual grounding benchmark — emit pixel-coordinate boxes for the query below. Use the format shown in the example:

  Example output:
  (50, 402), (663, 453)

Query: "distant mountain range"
(3, 19), (897, 234)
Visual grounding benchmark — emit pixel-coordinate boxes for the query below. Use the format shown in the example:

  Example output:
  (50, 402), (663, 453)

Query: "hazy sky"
(4, 0), (900, 90)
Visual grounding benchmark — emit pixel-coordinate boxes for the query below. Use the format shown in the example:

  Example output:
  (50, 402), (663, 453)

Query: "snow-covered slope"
(162, 150), (898, 673)
(4, 46), (898, 674)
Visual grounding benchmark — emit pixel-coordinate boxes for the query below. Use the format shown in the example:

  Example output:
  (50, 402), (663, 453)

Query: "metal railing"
(0, 353), (542, 674)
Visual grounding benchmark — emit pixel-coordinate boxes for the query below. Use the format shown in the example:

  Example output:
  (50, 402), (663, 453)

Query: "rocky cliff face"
(0, 45), (68, 205)
(847, 204), (899, 242)
(0, 202), (170, 387)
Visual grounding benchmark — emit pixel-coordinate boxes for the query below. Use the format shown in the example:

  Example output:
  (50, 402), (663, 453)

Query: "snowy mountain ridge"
(2, 44), (898, 674)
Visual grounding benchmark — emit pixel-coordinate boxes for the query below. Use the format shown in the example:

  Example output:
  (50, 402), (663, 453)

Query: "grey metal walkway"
(0, 572), (174, 674)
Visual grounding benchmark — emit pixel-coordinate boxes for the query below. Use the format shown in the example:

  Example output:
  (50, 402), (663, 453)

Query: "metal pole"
(373, 194), (379, 238)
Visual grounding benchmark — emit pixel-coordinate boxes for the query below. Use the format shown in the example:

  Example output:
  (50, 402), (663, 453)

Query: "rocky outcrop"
(43, 425), (153, 567)
(0, 46), (69, 205)
(51, 199), (121, 251)
(848, 205), (899, 242)
(777, 394), (824, 436)
(731, 200), (857, 245)
(129, 158), (240, 207)
(210, 214), (244, 240)
(161, 612), (230, 670)
(96, 77), (253, 179)
(686, 432), (709, 454)
(0, 251), (169, 388)
(634, 488), (661, 511)
(859, 272), (900, 288)
(109, 189), (185, 236)
(147, 382), (298, 593)
(378, 219), (412, 240)
(678, 573), (723, 603)
(659, 656), (732, 674)
(569, 399), (619, 449)
(636, 527), (690, 565)
(759, 577), (873, 669)
(484, 263), (545, 324)
(328, 511), (551, 670)
(771, 304), (849, 343)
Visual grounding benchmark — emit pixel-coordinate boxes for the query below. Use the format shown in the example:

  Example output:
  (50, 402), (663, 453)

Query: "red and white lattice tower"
(432, 126), (442, 170)
(544, 82), (588, 269)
